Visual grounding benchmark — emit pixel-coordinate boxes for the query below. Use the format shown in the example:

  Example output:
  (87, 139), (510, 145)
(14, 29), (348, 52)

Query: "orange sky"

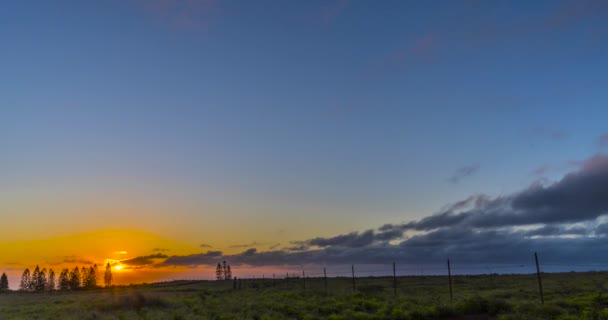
(0, 230), (218, 288)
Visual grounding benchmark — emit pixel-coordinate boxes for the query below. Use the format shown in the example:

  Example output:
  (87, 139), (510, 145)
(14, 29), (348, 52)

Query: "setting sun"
(114, 265), (123, 271)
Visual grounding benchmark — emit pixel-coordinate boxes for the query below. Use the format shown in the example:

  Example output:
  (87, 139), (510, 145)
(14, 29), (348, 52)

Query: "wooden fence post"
(351, 265), (356, 292)
(535, 252), (544, 305)
(324, 267), (328, 295)
(447, 259), (453, 301)
(393, 262), (397, 297)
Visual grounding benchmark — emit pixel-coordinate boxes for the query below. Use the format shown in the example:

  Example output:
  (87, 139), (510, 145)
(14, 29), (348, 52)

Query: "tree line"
(8, 262), (114, 292)
(216, 261), (233, 280)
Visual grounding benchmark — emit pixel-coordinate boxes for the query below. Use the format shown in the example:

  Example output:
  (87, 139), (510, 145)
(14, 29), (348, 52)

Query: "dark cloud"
(595, 223), (608, 235)
(307, 230), (375, 248)
(152, 248), (170, 252)
(241, 248), (257, 256)
(121, 254), (169, 266)
(199, 244), (212, 248)
(291, 228), (405, 251)
(448, 164), (480, 183)
(63, 256), (94, 265)
(521, 225), (588, 237)
(160, 251), (222, 267)
(229, 241), (266, 249)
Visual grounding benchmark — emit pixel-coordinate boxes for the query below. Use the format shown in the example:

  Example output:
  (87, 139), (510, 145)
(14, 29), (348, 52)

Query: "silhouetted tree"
(215, 263), (223, 280)
(91, 265), (98, 288)
(58, 269), (70, 290)
(81, 266), (89, 288)
(222, 261), (228, 279)
(31, 266), (40, 291)
(104, 262), (112, 287)
(19, 268), (31, 291)
(47, 269), (56, 291)
(69, 267), (81, 290)
(225, 265), (232, 280)
(0, 272), (8, 290)
(36, 268), (47, 291)
(82, 265), (97, 288)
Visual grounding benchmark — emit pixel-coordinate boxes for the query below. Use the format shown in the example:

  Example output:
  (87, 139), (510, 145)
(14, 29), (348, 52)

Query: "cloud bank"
(123, 154), (608, 268)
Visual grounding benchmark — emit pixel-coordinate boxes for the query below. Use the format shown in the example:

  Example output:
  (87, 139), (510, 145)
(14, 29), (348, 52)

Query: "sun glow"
(114, 265), (124, 271)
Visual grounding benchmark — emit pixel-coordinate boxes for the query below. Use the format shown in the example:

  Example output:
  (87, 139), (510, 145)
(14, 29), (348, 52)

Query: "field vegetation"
(2, 272), (608, 319)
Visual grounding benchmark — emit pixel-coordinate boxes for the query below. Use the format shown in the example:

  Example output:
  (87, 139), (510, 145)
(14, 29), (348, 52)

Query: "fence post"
(303, 270), (306, 290)
(447, 259), (453, 301)
(535, 252), (544, 305)
(351, 265), (356, 292)
(393, 262), (397, 297)
(324, 267), (328, 295)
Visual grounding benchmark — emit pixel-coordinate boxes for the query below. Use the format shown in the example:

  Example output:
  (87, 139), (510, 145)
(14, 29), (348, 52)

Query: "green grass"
(2, 272), (608, 319)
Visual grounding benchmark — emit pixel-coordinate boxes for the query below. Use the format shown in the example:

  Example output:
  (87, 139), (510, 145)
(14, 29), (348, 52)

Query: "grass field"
(2, 272), (608, 319)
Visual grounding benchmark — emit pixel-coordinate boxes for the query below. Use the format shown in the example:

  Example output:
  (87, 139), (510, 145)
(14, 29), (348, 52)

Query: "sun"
(114, 265), (124, 271)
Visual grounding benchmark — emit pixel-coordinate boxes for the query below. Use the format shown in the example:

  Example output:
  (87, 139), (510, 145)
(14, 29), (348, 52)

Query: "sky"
(1, 0), (608, 288)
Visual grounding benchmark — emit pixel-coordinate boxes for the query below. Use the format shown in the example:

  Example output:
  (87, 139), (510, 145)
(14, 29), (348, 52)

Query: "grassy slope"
(1, 272), (608, 319)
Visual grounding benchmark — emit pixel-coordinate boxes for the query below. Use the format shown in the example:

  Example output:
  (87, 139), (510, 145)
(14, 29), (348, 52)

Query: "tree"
(36, 268), (47, 291)
(47, 269), (56, 291)
(0, 272), (8, 290)
(215, 263), (223, 280)
(222, 261), (227, 279)
(58, 269), (70, 290)
(69, 267), (81, 290)
(31, 266), (40, 291)
(225, 265), (232, 280)
(82, 265), (97, 289)
(19, 268), (31, 291)
(81, 266), (89, 288)
(104, 262), (113, 287)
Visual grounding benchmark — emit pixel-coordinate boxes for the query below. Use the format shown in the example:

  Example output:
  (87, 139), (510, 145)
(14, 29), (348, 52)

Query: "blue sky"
(1, 0), (608, 250)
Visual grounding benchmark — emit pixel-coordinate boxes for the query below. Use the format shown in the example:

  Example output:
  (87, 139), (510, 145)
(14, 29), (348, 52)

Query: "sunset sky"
(2, 0), (608, 288)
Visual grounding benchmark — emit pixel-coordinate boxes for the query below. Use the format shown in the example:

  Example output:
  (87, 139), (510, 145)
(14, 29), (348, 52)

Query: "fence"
(186, 252), (608, 305)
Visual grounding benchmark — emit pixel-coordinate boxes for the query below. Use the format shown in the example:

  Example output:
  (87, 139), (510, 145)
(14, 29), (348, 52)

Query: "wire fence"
(166, 252), (608, 304)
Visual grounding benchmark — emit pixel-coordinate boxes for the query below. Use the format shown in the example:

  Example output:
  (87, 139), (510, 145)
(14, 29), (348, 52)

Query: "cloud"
(152, 248), (170, 252)
(531, 165), (550, 176)
(145, 154), (608, 267)
(199, 243), (212, 248)
(241, 248), (257, 256)
(229, 241), (267, 249)
(448, 164), (480, 183)
(268, 243), (281, 250)
(121, 254), (169, 266)
(160, 250), (222, 267)
(63, 256), (94, 265)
